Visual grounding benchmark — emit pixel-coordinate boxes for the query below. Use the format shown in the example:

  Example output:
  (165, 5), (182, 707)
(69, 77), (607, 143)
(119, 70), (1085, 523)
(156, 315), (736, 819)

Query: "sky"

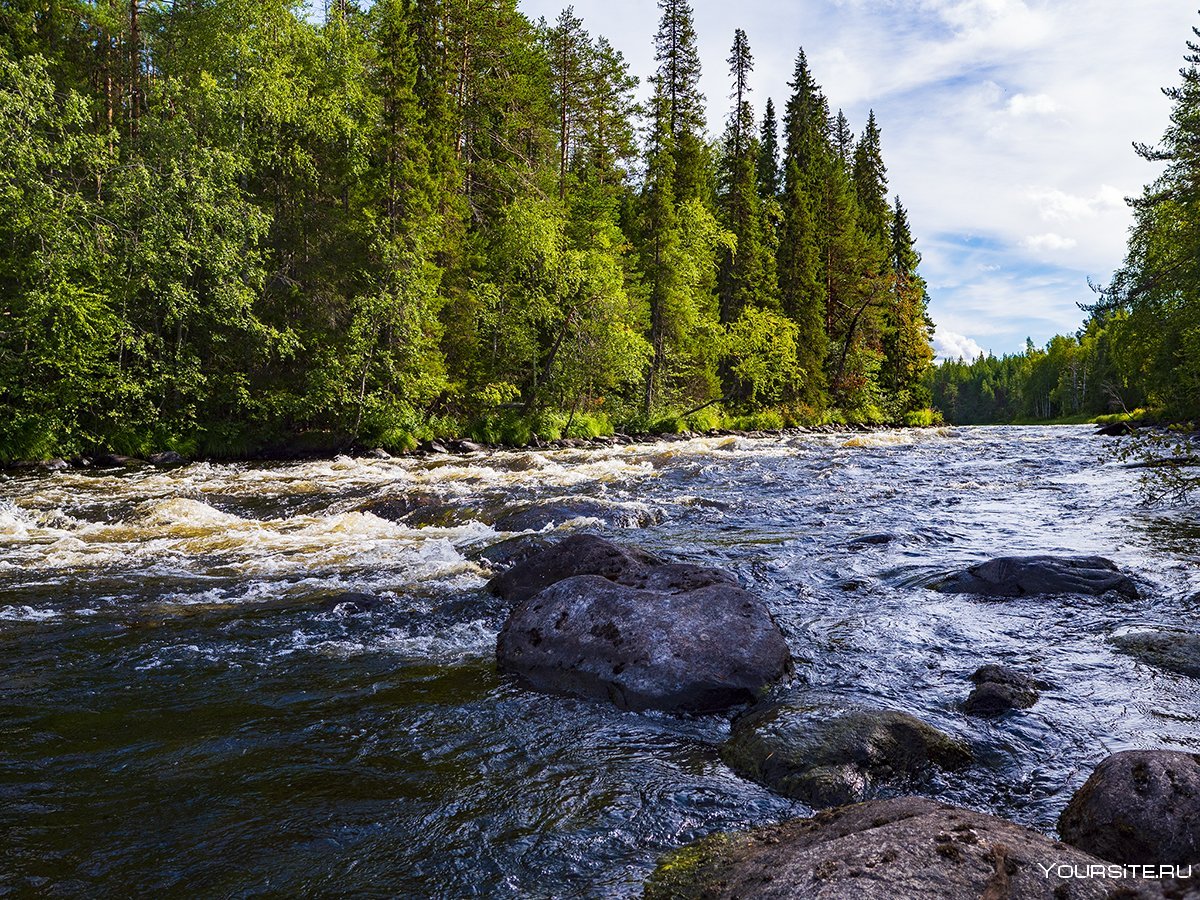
(516, 0), (1196, 360)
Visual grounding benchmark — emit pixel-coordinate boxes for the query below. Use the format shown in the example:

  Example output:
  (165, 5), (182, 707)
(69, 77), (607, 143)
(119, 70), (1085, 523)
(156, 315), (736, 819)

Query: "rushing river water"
(2, 426), (1199, 897)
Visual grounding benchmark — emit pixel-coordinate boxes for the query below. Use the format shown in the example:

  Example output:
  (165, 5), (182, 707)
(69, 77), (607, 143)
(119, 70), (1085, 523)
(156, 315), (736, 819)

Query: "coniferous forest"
(0, 0), (938, 461)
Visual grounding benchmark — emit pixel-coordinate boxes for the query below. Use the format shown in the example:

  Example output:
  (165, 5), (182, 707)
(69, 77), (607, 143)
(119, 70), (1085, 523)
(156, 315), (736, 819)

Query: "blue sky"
(517, 0), (1196, 359)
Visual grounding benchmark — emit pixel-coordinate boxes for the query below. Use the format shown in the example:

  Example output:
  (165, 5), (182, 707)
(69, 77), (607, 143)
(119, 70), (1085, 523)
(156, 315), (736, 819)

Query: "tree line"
(0, 0), (936, 460)
(931, 13), (1200, 427)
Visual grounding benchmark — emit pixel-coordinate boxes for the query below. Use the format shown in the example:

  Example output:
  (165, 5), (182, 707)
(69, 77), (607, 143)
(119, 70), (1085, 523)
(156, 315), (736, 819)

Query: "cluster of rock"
(484, 535), (1195, 898)
(644, 781), (1197, 899)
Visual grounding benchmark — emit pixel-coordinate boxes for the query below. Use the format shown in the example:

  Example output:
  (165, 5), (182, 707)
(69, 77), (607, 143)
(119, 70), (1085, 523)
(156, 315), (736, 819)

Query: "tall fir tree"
(650, 0), (706, 201)
(757, 97), (780, 200)
(833, 109), (854, 167)
(852, 110), (891, 247)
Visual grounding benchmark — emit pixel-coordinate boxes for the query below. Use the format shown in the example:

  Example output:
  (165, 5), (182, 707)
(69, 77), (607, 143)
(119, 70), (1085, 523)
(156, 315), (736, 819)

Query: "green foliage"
(0, 0), (937, 461)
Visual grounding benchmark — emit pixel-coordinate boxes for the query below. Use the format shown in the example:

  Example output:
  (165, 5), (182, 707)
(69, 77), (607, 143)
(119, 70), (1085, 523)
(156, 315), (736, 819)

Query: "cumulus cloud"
(1022, 233), (1079, 252)
(1008, 92), (1058, 116)
(1028, 185), (1126, 222)
(934, 331), (987, 361)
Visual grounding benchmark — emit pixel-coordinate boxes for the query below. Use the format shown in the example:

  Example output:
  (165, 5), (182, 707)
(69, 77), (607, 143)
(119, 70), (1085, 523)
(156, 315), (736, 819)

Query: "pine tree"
(548, 6), (590, 199)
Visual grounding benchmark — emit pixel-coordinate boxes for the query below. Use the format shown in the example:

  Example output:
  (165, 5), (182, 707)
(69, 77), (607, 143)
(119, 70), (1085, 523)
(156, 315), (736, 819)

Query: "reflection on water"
(1, 426), (1199, 896)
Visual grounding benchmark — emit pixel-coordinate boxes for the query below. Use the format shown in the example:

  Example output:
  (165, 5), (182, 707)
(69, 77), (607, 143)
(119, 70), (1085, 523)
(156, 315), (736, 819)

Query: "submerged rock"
(317, 592), (383, 615)
(149, 450), (188, 466)
(474, 534), (558, 571)
(1110, 630), (1200, 678)
(644, 796), (1165, 900)
(490, 499), (661, 533)
(963, 665), (1042, 716)
(1059, 750), (1200, 867)
(721, 702), (972, 809)
(935, 556), (1138, 599)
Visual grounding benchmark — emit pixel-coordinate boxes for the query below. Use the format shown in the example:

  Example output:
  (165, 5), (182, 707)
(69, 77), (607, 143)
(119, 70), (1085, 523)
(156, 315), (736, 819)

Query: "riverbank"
(2, 421), (935, 472)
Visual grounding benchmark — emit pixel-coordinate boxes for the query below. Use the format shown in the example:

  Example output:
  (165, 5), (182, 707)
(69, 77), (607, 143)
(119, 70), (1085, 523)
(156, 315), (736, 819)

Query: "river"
(1, 426), (1198, 897)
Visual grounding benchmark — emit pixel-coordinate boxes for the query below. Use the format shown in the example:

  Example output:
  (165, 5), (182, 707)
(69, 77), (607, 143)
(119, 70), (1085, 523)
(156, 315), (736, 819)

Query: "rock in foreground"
(644, 796), (1168, 899)
(494, 537), (791, 713)
(1110, 630), (1200, 678)
(1059, 750), (1200, 867)
(935, 556), (1138, 599)
(721, 703), (972, 808)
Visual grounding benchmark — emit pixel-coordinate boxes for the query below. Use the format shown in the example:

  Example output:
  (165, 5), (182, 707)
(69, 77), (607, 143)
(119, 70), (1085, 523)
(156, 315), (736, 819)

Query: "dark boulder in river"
(1109, 630), (1200, 678)
(720, 702), (972, 808)
(963, 665), (1042, 716)
(493, 536), (791, 713)
(644, 796), (1166, 900)
(487, 533), (734, 604)
(935, 555), (1138, 598)
(1059, 750), (1200, 867)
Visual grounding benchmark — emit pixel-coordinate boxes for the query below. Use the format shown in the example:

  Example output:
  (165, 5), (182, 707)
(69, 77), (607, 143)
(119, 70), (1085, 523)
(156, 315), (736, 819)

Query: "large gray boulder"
(487, 533), (735, 605)
(1110, 630), (1200, 678)
(495, 563), (792, 714)
(935, 556), (1138, 598)
(1059, 750), (1200, 866)
(721, 703), (972, 808)
(644, 796), (1170, 899)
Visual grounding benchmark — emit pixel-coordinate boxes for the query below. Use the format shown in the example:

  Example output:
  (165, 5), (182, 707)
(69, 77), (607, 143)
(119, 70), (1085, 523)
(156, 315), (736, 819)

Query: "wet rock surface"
(1110, 631), (1200, 678)
(494, 537), (792, 713)
(644, 796), (1168, 900)
(490, 499), (660, 533)
(487, 534), (735, 604)
(720, 702), (972, 808)
(1059, 750), (1200, 867)
(317, 592), (384, 615)
(935, 555), (1139, 598)
(963, 665), (1042, 716)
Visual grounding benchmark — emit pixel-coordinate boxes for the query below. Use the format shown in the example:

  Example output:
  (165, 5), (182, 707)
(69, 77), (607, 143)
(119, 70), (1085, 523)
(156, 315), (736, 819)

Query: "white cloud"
(1028, 185), (1126, 222)
(1022, 233), (1079, 252)
(935, 331), (987, 361)
(1008, 92), (1058, 116)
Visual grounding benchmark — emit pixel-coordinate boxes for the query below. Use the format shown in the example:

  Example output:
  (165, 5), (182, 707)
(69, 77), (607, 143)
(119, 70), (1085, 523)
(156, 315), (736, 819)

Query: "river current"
(1, 426), (1198, 897)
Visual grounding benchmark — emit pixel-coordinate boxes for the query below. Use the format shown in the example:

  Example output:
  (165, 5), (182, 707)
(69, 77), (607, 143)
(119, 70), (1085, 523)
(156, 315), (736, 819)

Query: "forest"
(930, 17), (1200, 427)
(0, 0), (937, 462)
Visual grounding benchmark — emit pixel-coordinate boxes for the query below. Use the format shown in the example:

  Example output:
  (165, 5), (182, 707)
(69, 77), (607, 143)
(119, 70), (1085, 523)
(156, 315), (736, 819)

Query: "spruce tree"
(757, 97), (780, 200)
(717, 29), (774, 328)
(852, 110), (891, 247)
(650, 0), (705, 200)
(640, 91), (682, 415)
(881, 197), (934, 407)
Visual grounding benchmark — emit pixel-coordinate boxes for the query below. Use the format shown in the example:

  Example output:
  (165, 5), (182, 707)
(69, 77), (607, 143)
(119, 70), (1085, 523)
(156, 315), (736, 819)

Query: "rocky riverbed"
(1, 426), (1198, 896)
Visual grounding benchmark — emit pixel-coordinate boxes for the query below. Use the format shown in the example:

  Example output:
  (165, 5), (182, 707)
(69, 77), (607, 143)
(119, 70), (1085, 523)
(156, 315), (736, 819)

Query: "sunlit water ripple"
(1, 426), (1198, 896)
